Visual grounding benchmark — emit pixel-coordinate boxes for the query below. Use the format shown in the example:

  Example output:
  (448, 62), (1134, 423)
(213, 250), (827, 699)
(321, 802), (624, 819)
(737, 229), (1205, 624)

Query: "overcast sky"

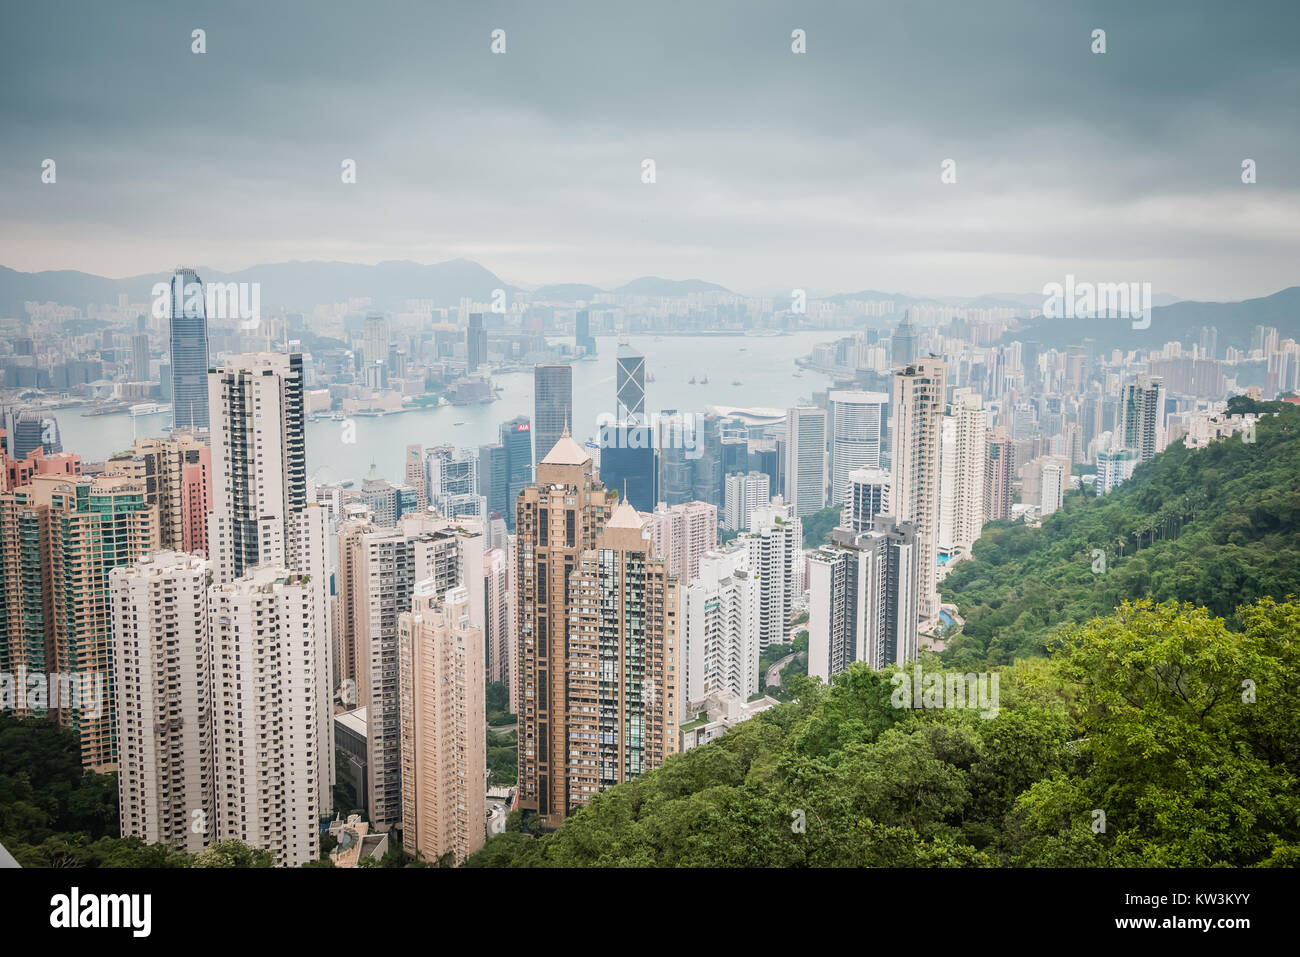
(1, 0), (1297, 300)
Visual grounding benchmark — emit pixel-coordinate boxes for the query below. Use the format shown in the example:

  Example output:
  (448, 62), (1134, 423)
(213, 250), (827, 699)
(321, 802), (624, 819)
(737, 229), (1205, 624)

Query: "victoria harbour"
(56, 332), (839, 486)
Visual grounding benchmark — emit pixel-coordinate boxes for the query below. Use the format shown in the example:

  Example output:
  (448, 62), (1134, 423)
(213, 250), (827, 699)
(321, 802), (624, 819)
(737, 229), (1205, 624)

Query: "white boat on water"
(128, 402), (169, 417)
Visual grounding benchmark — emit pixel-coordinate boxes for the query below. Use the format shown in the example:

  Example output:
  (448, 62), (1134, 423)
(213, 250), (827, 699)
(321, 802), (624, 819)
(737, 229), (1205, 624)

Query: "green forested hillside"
(469, 599), (1300, 867)
(939, 402), (1300, 667)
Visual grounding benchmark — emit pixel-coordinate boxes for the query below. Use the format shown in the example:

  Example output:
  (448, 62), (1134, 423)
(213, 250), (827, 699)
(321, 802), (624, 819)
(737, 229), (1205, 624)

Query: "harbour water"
(55, 331), (841, 486)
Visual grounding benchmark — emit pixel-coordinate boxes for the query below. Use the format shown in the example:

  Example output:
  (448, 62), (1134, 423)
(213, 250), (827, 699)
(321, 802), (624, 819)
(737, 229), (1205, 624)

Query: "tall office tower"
(405, 444), (428, 512)
(364, 313), (389, 389)
(844, 467), (890, 533)
(657, 438), (694, 506)
(425, 445), (484, 519)
(983, 429), (1015, 523)
(575, 309), (596, 355)
(1120, 375), (1166, 463)
(723, 470), (770, 531)
(533, 364), (573, 468)
(500, 416), (533, 530)
(642, 500), (718, 584)
(8, 408), (62, 458)
(515, 431), (613, 828)
(739, 497), (803, 650)
(891, 311), (918, 368)
(107, 435), (212, 555)
(806, 517), (920, 682)
(209, 567), (328, 867)
(615, 344), (646, 420)
(1040, 460), (1065, 516)
(483, 546), (512, 696)
(131, 333), (150, 381)
(784, 407), (827, 517)
(466, 312), (488, 372)
(691, 414), (724, 508)
(207, 353), (311, 583)
(565, 502), (679, 811)
(943, 393), (987, 557)
(398, 582), (486, 865)
(890, 359), (947, 619)
(599, 422), (656, 512)
(747, 437), (782, 497)
(479, 441), (508, 520)
(828, 391), (887, 505)
(111, 551), (213, 854)
(168, 268), (210, 431)
(681, 546), (759, 717)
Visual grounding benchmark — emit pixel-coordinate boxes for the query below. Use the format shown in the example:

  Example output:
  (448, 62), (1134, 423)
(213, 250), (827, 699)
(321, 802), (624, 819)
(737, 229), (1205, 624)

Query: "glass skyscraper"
(168, 268), (210, 430)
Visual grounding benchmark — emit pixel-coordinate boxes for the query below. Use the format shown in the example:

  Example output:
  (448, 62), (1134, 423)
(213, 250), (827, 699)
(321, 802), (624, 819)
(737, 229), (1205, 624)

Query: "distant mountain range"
(1, 259), (1292, 352)
(0, 261), (734, 317)
(1004, 286), (1300, 353)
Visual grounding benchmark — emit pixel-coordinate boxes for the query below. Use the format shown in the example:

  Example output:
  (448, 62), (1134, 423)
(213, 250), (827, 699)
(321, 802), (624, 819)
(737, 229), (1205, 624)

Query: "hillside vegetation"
(939, 401), (1300, 667)
(468, 598), (1300, 867)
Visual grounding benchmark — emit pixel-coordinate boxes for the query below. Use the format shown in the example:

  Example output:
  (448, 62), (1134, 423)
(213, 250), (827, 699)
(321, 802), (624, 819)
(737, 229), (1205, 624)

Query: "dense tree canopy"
(467, 598), (1300, 867)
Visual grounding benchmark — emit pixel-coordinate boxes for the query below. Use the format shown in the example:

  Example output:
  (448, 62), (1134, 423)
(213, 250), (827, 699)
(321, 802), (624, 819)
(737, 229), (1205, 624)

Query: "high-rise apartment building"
(1040, 460), (1066, 516)
(681, 546), (759, 717)
(533, 364), (573, 468)
(828, 391), (887, 505)
(483, 545), (513, 699)
(405, 444), (428, 512)
(739, 497), (803, 650)
(890, 359), (947, 619)
(106, 434), (212, 556)
(565, 502), (679, 811)
(940, 393), (987, 557)
(642, 500), (717, 584)
(206, 352), (333, 822)
(723, 470), (770, 531)
(844, 467), (889, 533)
(807, 517), (920, 682)
(784, 407), (827, 517)
(984, 428), (1014, 523)
(0, 473), (159, 770)
(209, 567), (328, 868)
(334, 512), (475, 826)
(398, 582), (486, 865)
(168, 268), (210, 431)
(1120, 374), (1166, 463)
(111, 551), (213, 854)
(207, 353), (314, 583)
(514, 431), (613, 828)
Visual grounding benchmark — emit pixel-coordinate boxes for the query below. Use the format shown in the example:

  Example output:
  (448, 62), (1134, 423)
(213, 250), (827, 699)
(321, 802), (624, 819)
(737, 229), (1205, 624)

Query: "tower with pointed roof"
(514, 430), (680, 827)
(514, 426), (611, 828)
